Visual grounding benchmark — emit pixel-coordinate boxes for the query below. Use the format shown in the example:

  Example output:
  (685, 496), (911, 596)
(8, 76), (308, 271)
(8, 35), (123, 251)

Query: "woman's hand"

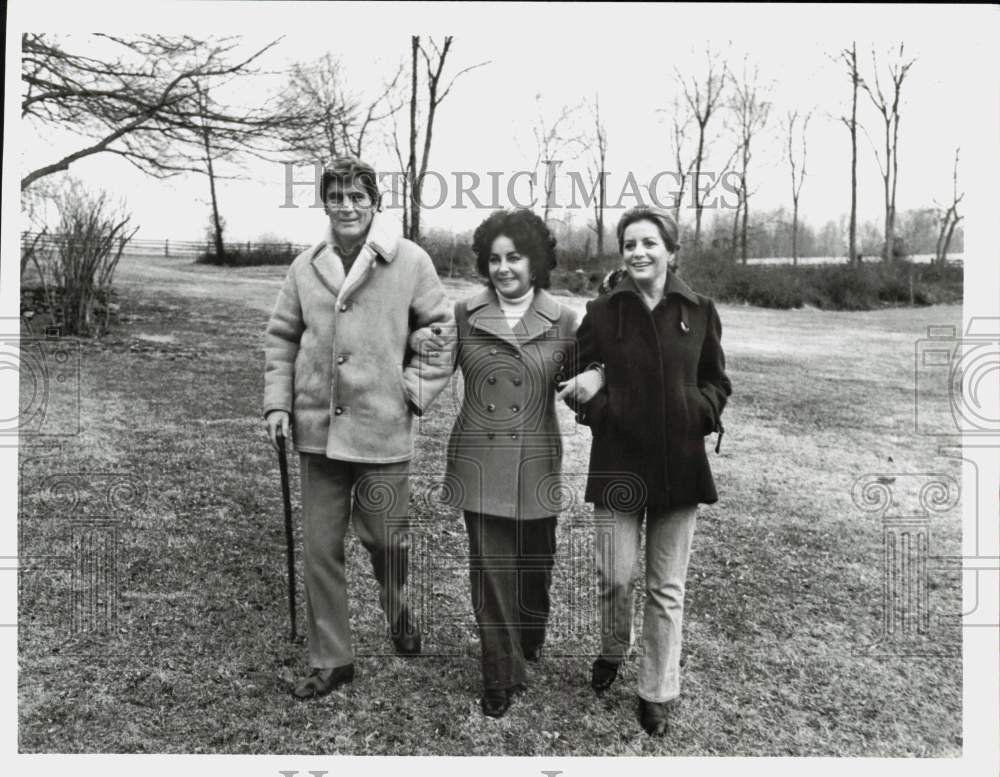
(265, 410), (291, 451)
(408, 324), (447, 355)
(556, 367), (605, 404)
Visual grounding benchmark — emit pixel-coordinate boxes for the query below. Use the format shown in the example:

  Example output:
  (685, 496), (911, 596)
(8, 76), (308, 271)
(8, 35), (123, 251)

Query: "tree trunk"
(596, 174), (605, 256)
(407, 37), (418, 241)
(202, 128), (225, 260)
(848, 45), (858, 266)
(730, 193), (741, 262)
(740, 172), (749, 265)
(882, 129), (892, 262)
(791, 201), (799, 266)
(692, 132), (706, 254)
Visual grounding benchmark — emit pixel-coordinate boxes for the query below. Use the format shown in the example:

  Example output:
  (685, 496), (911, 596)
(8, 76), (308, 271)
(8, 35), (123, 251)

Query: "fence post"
(164, 239), (169, 257)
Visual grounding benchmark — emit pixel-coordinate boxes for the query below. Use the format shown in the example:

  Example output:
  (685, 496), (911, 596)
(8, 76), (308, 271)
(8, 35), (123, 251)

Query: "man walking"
(264, 156), (453, 699)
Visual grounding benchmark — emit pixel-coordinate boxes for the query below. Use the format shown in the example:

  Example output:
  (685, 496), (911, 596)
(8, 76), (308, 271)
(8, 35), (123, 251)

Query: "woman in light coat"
(415, 209), (601, 718)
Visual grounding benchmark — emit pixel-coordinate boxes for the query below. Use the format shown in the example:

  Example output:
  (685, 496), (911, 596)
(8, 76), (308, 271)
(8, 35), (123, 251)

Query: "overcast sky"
(13, 3), (996, 247)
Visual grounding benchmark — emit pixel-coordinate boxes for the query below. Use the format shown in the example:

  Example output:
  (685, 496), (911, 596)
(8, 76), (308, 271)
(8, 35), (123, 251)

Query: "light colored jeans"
(299, 454), (411, 668)
(595, 503), (698, 702)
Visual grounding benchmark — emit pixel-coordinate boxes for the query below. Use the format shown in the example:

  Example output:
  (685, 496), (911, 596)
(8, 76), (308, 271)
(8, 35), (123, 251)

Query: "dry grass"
(18, 255), (962, 755)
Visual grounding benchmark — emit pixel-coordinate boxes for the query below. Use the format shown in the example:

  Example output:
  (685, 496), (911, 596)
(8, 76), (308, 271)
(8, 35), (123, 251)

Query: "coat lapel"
(309, 241), (346, 297)
(312, 213), (401, 306)
(466, 287), (521, 350)
(514, 288), (562, 344)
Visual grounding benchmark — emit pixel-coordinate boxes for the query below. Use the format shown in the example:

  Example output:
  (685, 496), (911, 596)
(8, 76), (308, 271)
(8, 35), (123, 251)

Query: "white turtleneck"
(496, 287), (535, 327)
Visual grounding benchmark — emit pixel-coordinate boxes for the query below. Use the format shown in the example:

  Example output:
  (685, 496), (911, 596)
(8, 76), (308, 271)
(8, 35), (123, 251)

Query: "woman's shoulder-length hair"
(471, 209), (558, 289)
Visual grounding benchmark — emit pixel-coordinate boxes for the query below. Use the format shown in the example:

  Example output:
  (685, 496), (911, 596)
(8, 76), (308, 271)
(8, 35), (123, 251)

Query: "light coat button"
(510, 433), (518, 440)
(490, 347), (498, 356)
(334, 406), (343, 415)
(486, 403), (496, 413)
(511, 405), (519, 413)
(512, 377), (522, 386)
(340, 304), (349, 312)
(336, 355), (346, 364)
(487, 376), (496, 385)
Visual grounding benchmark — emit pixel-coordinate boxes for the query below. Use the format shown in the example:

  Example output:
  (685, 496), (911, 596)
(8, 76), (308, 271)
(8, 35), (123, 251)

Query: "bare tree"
(784, 110), (812, 266)
(727, 58), (771, 265)
(274, 53), (402, 162)
(675, 47), (730, 255)
(586, 95), (609, 257)
(402, 36), (489, 243)
(934, 147), (964, 265)
(21, 33), (282, 191)
(531, 97), (584, 223)
(835, 42), (861, 265)
(667, 97), (697, 225)
(860, 43), (917, 262)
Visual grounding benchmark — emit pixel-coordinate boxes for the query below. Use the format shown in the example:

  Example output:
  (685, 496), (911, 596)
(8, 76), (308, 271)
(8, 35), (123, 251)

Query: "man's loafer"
(391, 608), (421, 656)
(291, 664), (355, 700)
(591, 657), (620, 692)
(523, 644), (543, 663)
(638, 698), (676, 737)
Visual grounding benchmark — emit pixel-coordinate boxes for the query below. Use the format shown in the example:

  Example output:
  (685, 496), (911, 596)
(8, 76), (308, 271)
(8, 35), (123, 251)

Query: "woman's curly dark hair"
(471, 209), (557, 289)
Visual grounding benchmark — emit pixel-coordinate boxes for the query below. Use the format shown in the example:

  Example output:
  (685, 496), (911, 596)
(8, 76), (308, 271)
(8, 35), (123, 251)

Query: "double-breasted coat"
(443, 287), (579, 520)
(571, 271), (732, 509)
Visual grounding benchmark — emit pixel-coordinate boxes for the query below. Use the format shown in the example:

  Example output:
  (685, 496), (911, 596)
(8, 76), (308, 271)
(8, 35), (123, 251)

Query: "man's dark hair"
(321, 156), (381, 209)
(471, 209), (558, 289)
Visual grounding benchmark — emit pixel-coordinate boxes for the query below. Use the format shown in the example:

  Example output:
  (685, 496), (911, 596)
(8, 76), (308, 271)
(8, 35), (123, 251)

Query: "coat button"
(487, 432), (495, 440)
(340, 303), (349, 312)
(513, 353), (521, 360)
(334, 406), (343, 415)
(486, 403), (496, 413)
(487, 376), (496, 385)
(336, 355), (346, 364)
(510, 405), (519, 413)
(490, 347), (497, 356)
(512, 377), (522, 386)
(510, 433), (518, 440)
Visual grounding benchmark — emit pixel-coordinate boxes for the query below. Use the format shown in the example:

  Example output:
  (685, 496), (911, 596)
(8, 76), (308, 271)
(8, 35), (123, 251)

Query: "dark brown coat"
(571, 271), (732, 509)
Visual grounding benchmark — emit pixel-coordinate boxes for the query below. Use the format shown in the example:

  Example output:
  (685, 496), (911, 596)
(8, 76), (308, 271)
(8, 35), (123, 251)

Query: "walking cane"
(276, 429), (297, 642)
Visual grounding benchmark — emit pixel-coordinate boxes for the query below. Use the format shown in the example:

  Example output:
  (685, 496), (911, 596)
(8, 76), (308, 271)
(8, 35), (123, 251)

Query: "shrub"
(676, 252), (963, 311)
(23, 181), (137, 336)
(197, 242), (299, 266)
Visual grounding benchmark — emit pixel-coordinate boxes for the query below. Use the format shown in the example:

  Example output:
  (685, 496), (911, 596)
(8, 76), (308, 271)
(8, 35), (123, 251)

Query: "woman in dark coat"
(558, 206), (732, 737)
(419, 209), (601, 718)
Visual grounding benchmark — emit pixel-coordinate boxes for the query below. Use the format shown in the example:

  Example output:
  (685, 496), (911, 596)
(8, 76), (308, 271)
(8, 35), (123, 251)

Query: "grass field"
(17, 253), (963, 755)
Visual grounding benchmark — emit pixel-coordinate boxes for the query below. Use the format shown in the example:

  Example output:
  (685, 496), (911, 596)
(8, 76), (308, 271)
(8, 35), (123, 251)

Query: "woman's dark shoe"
(638, 698), (674, 737)
(391, 607), (421, 656)
(480, 683), (526, 718)
(291, 664), (355, 700)
(523, 644), (543, 663)
(591, 658), (620, 692)
(481, 688), (511, 718)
